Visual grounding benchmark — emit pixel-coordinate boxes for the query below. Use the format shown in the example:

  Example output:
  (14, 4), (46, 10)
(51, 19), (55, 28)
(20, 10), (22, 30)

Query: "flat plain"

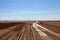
(0, 21), (60, 40)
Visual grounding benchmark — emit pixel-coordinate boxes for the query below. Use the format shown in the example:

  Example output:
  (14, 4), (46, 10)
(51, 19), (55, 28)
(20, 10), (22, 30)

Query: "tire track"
(32, 22), (54, 40)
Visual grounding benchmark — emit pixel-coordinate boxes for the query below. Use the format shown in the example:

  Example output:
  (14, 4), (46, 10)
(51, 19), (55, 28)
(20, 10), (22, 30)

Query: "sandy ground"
(0, 21), (60, 40)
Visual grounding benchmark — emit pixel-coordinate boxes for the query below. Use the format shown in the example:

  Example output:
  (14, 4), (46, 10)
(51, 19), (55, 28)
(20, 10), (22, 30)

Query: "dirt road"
(0, 22), (60, 40)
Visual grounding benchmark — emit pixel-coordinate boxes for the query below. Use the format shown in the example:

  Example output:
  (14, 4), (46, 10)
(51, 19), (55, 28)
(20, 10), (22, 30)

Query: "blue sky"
(0, 0), (60, 20)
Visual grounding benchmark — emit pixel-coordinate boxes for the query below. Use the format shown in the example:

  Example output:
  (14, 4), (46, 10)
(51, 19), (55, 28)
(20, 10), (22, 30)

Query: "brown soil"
(0, 21), (60, 40)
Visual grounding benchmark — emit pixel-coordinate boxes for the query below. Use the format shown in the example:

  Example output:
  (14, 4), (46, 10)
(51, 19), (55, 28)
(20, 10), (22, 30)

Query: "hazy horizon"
(0, 0), (60, 20)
